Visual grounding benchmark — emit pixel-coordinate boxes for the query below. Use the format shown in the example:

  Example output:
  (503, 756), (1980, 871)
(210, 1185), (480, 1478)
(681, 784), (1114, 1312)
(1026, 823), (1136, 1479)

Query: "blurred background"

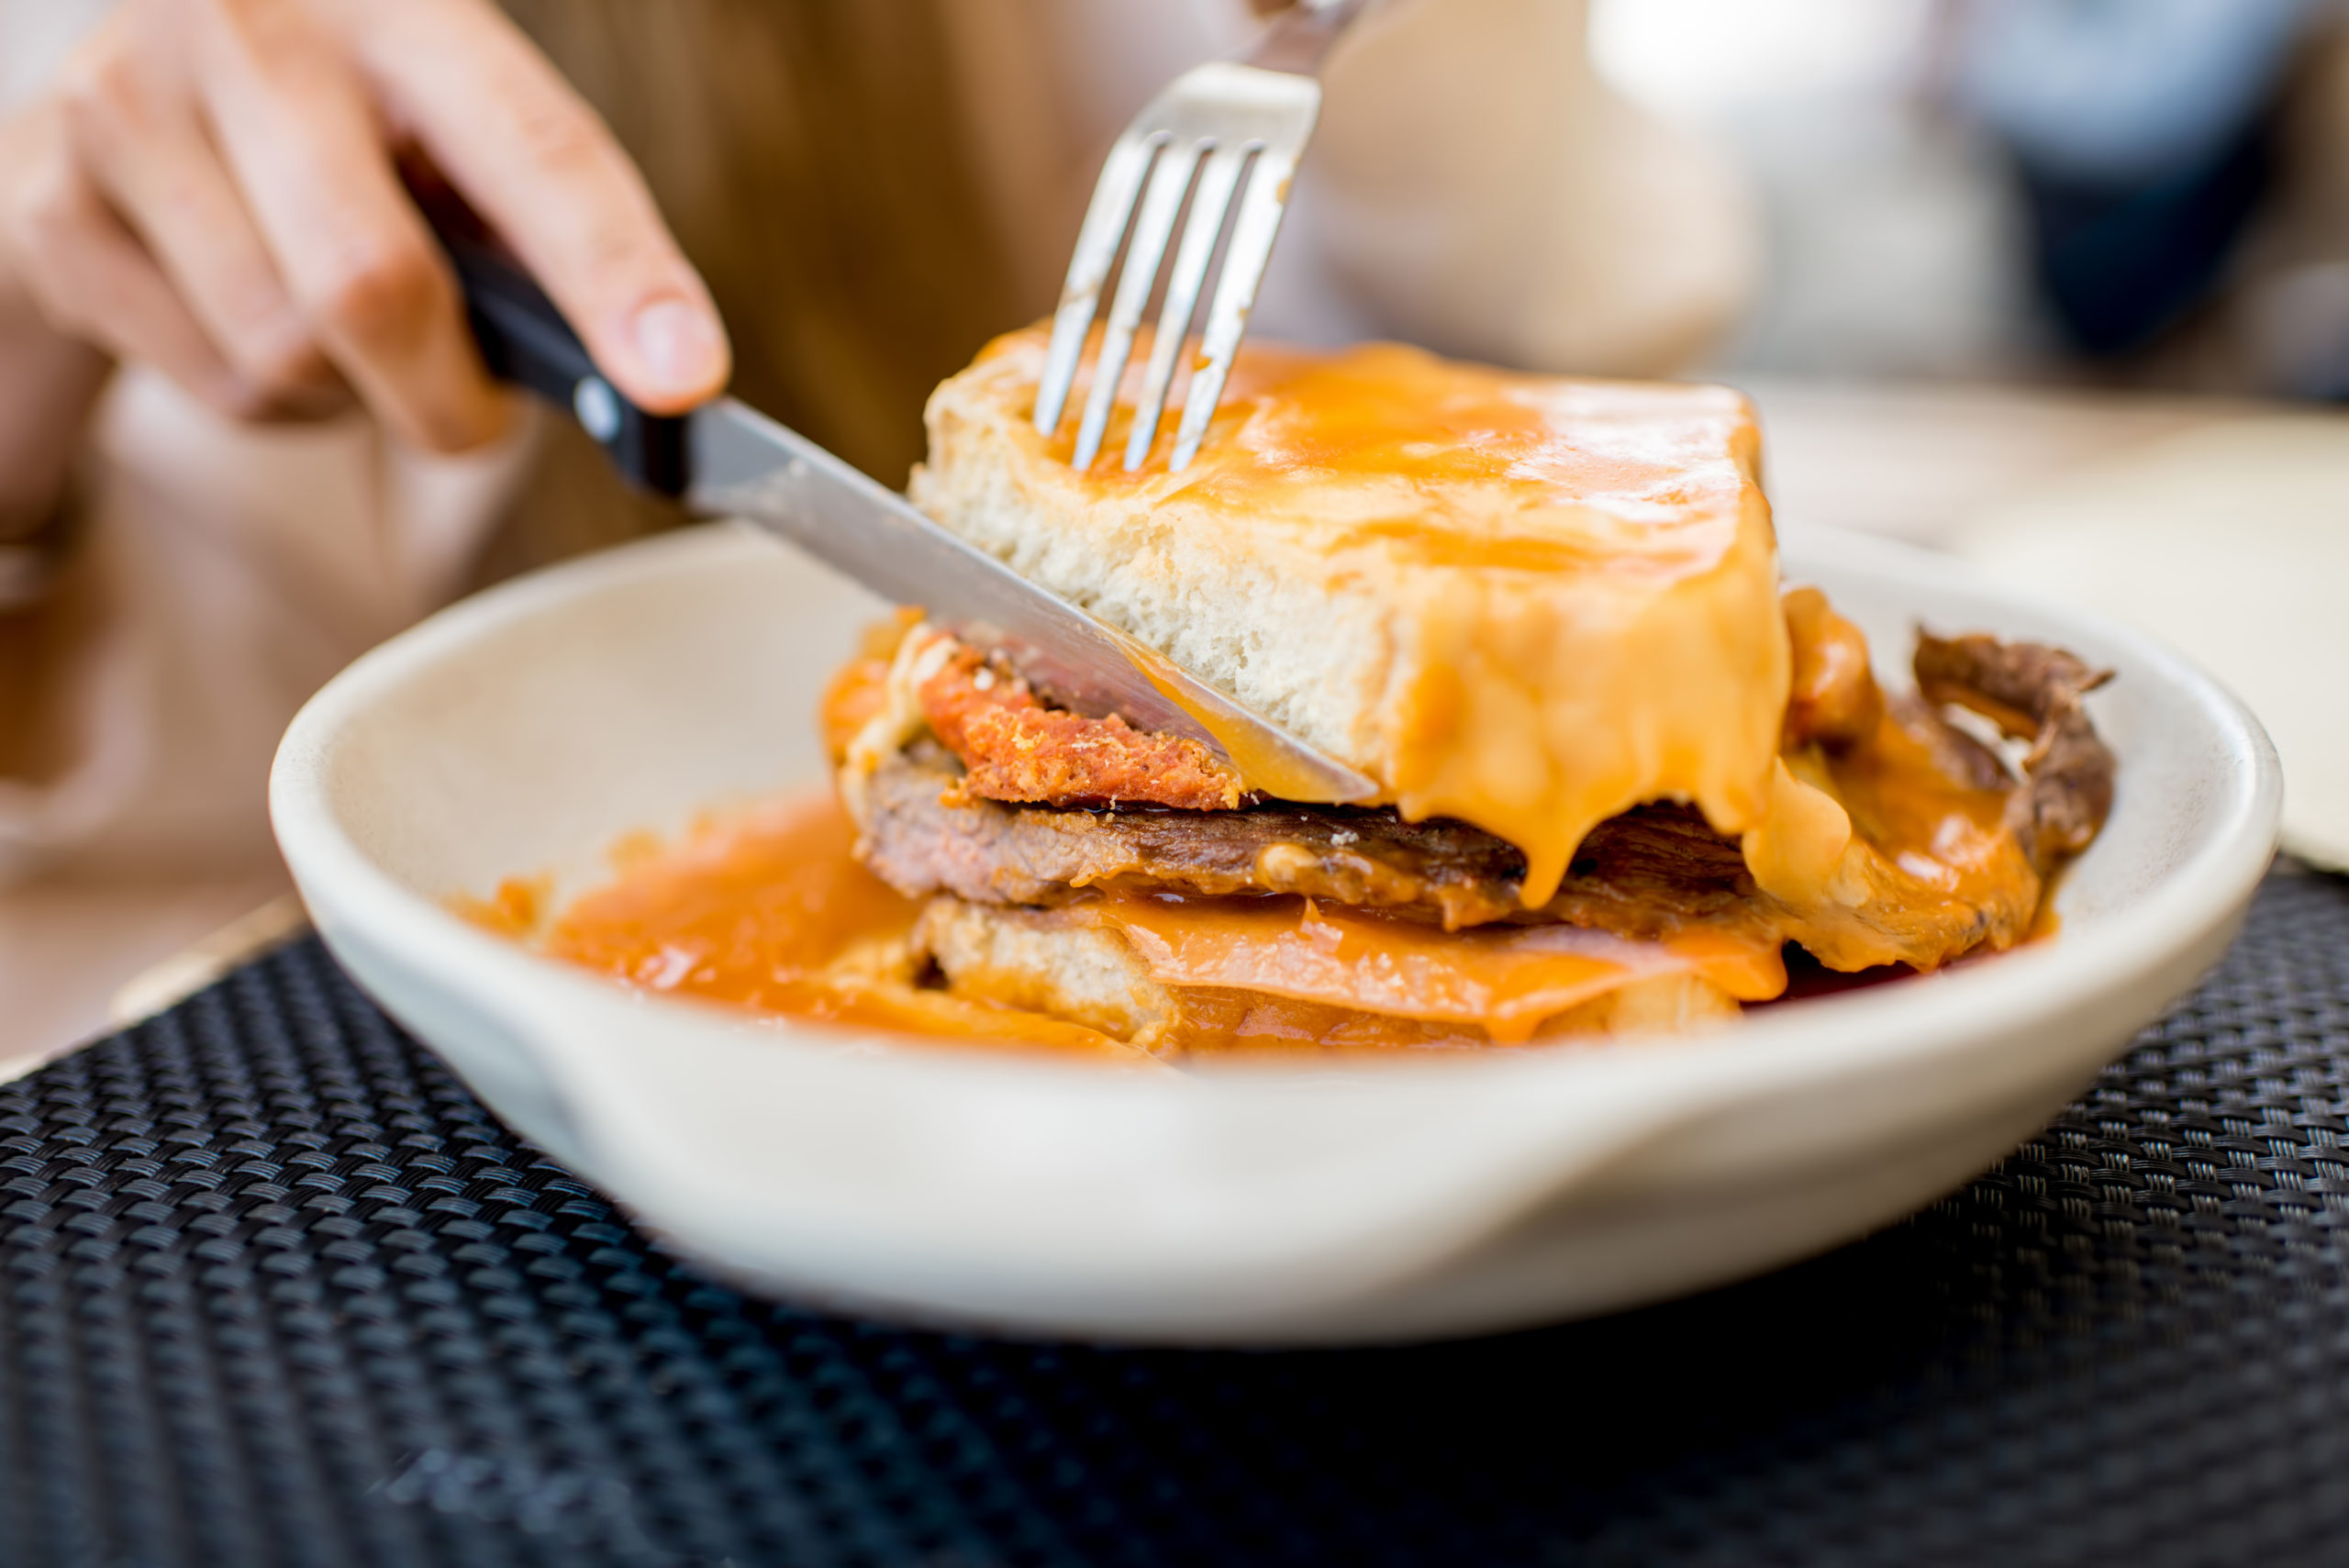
(1584, 0), (2347, 882)
(1594, 0), (2349, 397)
(4, 0), (2345, 1069)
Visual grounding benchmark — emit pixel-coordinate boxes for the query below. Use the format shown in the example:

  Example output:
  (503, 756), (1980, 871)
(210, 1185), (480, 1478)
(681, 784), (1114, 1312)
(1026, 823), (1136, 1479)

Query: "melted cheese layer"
(1081, 891), (1786, 1044)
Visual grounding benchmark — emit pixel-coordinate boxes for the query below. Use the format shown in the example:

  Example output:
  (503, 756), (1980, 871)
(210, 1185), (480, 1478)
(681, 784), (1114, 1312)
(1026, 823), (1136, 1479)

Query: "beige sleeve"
(0, 370), (539, 884)
(942, 0), (1757, 376)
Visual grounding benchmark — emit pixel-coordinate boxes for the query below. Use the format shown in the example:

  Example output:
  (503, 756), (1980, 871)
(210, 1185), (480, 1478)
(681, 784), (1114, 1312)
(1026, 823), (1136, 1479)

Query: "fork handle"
(437, 223), (692, 497)
(1249, 0), (1377, 72)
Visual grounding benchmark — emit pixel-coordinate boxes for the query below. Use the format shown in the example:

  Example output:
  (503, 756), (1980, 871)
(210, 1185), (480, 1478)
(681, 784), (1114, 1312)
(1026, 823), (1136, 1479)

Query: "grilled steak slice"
(1915, 632), (2115, 871)
(862, 745), (1752, 930)
(863, 745), (1520, 925)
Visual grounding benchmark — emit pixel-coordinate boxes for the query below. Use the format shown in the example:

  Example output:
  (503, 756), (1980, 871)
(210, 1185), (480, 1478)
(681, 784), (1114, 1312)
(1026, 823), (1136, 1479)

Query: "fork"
(1032, 0), (1377, 474)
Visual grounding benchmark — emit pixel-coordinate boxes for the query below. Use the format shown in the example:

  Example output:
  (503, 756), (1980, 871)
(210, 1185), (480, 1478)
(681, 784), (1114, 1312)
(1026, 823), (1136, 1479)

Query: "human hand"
(0, 0), (730, 453)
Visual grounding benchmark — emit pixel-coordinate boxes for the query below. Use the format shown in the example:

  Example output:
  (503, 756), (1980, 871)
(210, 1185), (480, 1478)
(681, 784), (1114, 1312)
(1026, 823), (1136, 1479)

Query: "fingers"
(183, 0), (508, 452)
(7, 0), (718, 450)
(0, 104), (255, 415)
(55, 20), (351, 421)
(343, 0), (730, 413)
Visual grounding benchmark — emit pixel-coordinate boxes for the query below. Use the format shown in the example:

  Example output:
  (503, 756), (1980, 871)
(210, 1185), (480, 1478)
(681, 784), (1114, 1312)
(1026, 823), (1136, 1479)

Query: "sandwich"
(823, 327), (2115, 1054)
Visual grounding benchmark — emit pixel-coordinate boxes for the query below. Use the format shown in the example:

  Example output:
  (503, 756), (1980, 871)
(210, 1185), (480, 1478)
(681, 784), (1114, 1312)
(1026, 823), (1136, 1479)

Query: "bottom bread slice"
(910, 895), (1739, 1055)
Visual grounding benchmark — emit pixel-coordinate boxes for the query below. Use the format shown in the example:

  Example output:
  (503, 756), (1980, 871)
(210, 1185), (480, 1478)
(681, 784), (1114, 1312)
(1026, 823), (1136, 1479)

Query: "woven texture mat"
(5, 868), (2349, 1567)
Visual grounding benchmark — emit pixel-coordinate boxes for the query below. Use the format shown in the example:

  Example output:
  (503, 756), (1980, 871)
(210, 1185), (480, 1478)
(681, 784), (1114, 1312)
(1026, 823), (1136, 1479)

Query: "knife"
(443, 236), (1377, 806)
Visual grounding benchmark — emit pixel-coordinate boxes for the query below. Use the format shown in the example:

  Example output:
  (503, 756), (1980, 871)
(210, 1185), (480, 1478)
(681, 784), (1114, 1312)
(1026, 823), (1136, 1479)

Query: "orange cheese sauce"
(1078, 890), (1786, 1044)
(1051, 334), (1753, 548)
(1734, 717), (2040, 975)
(540, 793), (915, 1005)
(448, 875), (549, 941)
(502, 793), (1144, 1058)
(1828, 711), (2018, 897)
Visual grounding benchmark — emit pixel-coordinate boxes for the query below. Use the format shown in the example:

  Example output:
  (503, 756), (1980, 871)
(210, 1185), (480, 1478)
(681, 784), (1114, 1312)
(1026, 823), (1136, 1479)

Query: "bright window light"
(1588, 0), (1935, 121)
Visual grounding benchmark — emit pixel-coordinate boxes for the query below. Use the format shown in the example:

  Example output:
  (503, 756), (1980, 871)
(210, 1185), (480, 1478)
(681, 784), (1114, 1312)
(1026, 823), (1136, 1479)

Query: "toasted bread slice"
(911, 327), (1790, 902)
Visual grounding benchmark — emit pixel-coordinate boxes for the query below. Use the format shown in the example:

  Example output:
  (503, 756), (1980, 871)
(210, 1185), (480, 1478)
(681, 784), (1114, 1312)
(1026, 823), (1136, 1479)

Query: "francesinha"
(820, 328), (2115, 1054)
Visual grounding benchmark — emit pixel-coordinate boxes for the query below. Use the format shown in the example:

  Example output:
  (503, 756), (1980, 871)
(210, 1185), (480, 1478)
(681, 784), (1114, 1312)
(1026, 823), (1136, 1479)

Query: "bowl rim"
(269, 520), (2284, 1110)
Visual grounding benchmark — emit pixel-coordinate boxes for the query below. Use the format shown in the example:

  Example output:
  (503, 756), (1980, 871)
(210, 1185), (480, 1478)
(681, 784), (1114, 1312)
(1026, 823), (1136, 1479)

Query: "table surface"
(3, 862), (2347, 1567)
(1741, 375), (2270, 543)
(5, 375), (2332, 1567)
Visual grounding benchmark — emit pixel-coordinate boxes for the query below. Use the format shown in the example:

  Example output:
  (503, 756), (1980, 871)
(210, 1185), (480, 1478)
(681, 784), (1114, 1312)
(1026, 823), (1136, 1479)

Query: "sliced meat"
(862, 746), (1753, 932)
(1537, 803), (1762, 941)
(917, 642), (1243, 811)
(864, 746), (1521, 926)
(1914, 631), (2115, 870)
(863, 627), (2119, 965)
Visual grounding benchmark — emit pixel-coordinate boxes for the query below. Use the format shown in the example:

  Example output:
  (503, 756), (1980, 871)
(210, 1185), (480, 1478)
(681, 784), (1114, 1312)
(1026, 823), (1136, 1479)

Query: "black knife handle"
(439, 229), (690, 497)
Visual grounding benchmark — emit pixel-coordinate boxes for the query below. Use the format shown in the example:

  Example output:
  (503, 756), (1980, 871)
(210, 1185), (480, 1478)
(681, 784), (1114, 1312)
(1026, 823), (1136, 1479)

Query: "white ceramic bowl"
(271, 522), (2280, 1344)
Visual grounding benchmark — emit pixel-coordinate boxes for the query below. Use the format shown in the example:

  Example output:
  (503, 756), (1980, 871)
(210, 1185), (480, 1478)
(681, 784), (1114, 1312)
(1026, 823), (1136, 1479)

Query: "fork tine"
(1072, 140), (1203, 471)
(1123, 144), (1245, 472)
(1169, 149), (1297, 473)
(1035, 133), (1160, 439)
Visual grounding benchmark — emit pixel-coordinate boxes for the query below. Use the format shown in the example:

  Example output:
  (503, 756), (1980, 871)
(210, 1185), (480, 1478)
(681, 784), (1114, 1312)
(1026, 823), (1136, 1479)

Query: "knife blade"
(440, 228), (1377, 805)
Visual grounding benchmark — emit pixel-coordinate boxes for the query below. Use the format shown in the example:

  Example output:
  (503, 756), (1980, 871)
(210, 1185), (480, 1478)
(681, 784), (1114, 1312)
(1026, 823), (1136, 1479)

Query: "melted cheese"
(930, 329), (1792, 905)
(1764, 708), (2040, 973)
(524, 793), (1144, 1059)
(1742, 757), (1854, 906)
(1079, 890), (1786, 1044)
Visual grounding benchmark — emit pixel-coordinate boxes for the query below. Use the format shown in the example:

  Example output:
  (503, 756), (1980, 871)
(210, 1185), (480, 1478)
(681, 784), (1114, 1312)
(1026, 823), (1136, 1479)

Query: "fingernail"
(631, 297), (724, 397)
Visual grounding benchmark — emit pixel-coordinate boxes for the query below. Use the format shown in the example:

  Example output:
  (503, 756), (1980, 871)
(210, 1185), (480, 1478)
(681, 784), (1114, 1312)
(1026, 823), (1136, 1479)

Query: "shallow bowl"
(271, 522), (2280, 1343)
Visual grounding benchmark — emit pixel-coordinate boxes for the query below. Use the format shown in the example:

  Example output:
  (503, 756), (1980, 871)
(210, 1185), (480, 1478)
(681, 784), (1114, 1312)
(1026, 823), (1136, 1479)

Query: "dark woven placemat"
(4, 866), (2348, 1568)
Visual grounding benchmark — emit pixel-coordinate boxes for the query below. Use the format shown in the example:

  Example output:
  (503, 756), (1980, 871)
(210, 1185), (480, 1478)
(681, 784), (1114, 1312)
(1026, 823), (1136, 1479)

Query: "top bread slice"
(907, 326), (1790, 904)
